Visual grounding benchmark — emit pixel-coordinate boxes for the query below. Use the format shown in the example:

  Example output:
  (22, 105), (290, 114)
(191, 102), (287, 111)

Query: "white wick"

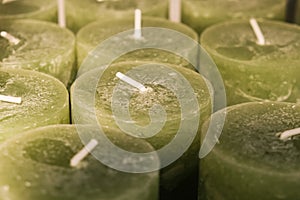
(57, 0), (66, 28)
(0, 94), (22, 104)
(2, 0), (17, 4)
(169, 0), (181, 23)
(277, 128), (300, 141)
(249, 18), (266, 45)
(70, 139), (98, 167)
(116, 72), (147, 92)
(134, 9), (142, 39)
(0, 31), (20, 45)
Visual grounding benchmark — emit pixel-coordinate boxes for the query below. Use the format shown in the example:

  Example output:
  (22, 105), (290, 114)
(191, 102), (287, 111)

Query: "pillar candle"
(0, 0), (57, 22)
(0, 19), (76, 86)
(76, 17), (198, 71)
(200, 102), (300, 200)
(0, 125), (159, 200)
(0, 68), (69, 143)
(66, 0), (168, 32)
(182, 0), (286, 34)
(71, 61), (211, 198)
(200, 19), (300, 106)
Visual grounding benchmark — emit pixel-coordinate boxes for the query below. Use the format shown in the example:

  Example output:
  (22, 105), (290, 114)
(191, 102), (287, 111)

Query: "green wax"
(66, 0), (168, 32)
(71, 61), (211, 195)
(296, 0), (300, 24)
(0, 68), (69, 143)
(182, 0), (286, 34)
(0, 0), (57, 22)
(0, 19), (76, 86)
(201, 19), (300, 106)
(200, 102), (300, 200)
(0, 125), (159, 200)
(76, 17), (198, 71)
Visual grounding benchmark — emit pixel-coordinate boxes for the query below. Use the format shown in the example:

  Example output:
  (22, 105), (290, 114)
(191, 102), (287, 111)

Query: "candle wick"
(249, 18), (266, 45)
(134, 9), (142, 39)
(0, 94), (22, 104)
(1, 0), (16, 4)
(169, 0), (181, 23)
(57, 0), (66, 28)
(70, 139), (98, 167)
(0, 31), (21, 45)
(277, 127), (300, 141)
(116, 72), (148, 92)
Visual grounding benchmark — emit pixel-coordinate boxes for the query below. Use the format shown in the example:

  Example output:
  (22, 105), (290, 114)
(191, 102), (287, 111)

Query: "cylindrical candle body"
(0, 19), (76, 86)
(0, 68), (69, 143)
(0, 125), (159, 200)
(76, 17), (198, 71)
(201, 20), (300, 106)
(182, 0), (286, 34)
(0, 0), (57, 22)
(71, 61), (211, 198)
(66, 0), (168, 32)
(200, 102), (300, 200)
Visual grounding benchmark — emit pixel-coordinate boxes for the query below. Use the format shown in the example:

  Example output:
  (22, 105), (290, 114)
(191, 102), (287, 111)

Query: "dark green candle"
(200, 102), (300, 200)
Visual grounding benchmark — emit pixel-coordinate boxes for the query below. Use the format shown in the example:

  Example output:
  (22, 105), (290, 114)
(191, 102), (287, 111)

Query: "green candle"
(0, 68), (69, 143)
(295, 0), (300, 24)
(0, 0), (57, 22)
(0, 19), (76, 86)
(66, 0), (168, 32)
(200, 19), (300, 106)
(76, 17), (198, 71)
(182, 0), (286, 34)
(200, 102), (300, 200)
(71, 61), (211, 197)
(0, 125), (159, 200)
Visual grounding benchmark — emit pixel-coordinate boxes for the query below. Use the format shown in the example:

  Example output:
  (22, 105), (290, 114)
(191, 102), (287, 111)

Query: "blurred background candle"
(0, 0), (57, 22)
(0, 19), (76, 87)
(0, 68), (69, 143)
(200, 102), (300, 200)
(65, 0), (168, 32)
(71, 61), (211, 199)
(76, 17), (198, 71)
(0, 125), (159, 200)
(201, 19), (300, 106)
(182, 0), (286, 34)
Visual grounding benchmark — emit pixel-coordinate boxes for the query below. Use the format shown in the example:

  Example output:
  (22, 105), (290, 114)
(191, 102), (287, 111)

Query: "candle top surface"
(204, 102), (300, 173)
(0, 19), (75, 64)
(0, 0), (56, 19)
(201, 20), (300, 65)
(0, 68), (69, 142)
(0, 125), (159, 200)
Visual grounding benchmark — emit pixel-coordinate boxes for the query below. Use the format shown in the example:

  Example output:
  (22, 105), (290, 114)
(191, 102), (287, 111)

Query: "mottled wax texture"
(201, 102), (300, 200)
(0, 68), (69, 143)
(201, 20), (300, 105)
(0, 125), (159, 200)
(0, 19), (76, 86)
(66, 0), (168, 32)
(182, 0), (285, 33)
(0, 0), (57, 21)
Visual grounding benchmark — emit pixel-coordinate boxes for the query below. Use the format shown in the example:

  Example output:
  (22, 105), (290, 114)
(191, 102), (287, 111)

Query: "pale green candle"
(201, 19), (300, 106)
(0, 19), (76, 86)
(71, 61), (211, 197)
(0, 68), (69, 143)
(200, 102), (300, 200)
(66, 0), (168, 32)
(0, 125), (159, 200)
(76, 17), (198, 70)
(0, 0), (57, 22)
(182, 0), (286, 34)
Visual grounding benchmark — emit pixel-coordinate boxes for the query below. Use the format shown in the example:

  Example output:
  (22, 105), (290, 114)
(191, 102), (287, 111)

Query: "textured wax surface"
(0, 68), (69, 142)
(0, 125), (159, 200)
